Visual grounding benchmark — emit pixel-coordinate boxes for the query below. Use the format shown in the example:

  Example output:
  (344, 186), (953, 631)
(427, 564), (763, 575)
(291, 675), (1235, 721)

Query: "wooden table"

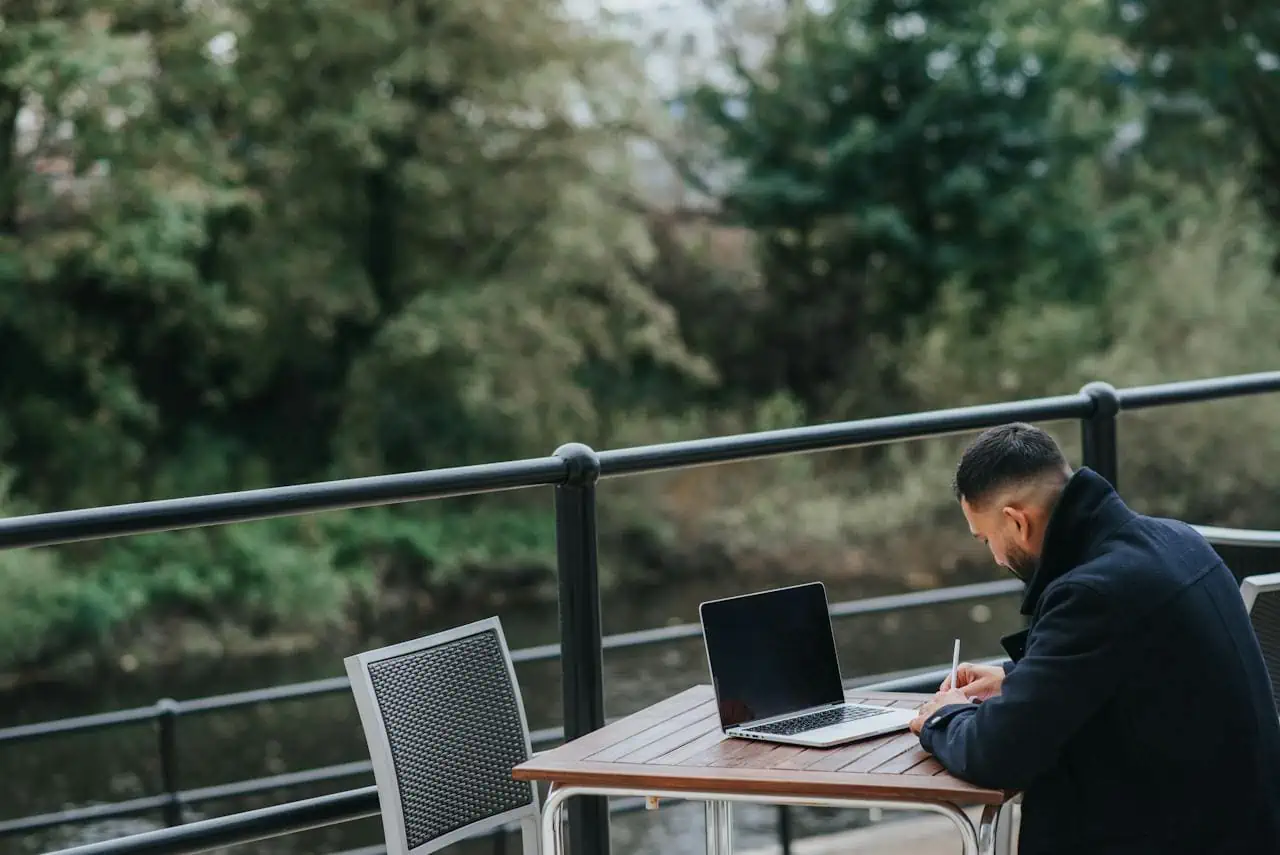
(513, 686), (1013, 855)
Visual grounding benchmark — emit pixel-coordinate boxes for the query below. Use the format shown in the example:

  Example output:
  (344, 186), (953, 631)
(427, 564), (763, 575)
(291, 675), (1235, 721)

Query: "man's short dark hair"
(953, 423), (1069, 507)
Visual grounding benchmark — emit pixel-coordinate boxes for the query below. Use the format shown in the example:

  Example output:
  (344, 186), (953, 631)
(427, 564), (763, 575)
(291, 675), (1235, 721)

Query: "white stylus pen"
(950, 638), (961, 690)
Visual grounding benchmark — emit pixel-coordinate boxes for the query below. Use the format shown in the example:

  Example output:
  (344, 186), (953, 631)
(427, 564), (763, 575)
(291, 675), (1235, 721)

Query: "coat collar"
(1018, 467), (1136, 616)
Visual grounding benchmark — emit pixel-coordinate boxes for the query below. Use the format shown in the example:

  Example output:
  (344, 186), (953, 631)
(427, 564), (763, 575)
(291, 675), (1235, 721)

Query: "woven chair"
(1242, 573), (1280, 715)
(345, 617), (540, 855)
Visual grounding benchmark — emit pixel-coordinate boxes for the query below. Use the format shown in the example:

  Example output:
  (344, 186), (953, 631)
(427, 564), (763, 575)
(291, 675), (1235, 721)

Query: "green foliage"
(1109, 1), (1280, 221)
(0, 0), (706, 509)
(899, 178), (1280, 523)
(0, 545), (76, 669)
(678, 0), (1132, 412)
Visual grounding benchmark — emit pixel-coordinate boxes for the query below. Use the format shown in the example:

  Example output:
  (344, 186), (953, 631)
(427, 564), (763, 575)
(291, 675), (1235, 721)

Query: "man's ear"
(1002, 505), (1030, 542)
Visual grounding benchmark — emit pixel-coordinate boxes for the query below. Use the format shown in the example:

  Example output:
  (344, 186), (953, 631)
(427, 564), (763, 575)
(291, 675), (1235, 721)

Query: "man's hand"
(939, 662), (1006, 701)
(909, 688), (971, 734)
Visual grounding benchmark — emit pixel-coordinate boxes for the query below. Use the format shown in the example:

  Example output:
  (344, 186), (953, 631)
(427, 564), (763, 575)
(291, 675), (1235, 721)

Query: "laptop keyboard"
(743, 704), (890, 736)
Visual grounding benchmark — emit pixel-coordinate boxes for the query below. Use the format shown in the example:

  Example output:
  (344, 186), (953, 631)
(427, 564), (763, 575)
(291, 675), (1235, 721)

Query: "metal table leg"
(977, 803), (1001, 855)
(705, 802), (732, 855)
(994, 800), (1016, 855)
(538, 786), (984, 855)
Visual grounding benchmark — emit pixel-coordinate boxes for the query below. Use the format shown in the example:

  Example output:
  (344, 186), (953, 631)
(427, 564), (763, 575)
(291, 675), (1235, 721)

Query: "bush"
(902, 178), (1280, 524)
(0, 548), (77, 671)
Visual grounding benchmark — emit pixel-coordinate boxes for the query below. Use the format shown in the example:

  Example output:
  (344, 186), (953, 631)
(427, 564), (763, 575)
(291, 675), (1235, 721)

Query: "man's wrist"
(918, 702), (971, 751)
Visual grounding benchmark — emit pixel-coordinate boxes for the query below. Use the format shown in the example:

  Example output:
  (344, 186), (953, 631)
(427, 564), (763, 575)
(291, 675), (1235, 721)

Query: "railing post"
(156, 698), (183, 827)
(553, 442), (609, 855)
(1080, 381), (1120, 489)
(777, 805), (793, 855)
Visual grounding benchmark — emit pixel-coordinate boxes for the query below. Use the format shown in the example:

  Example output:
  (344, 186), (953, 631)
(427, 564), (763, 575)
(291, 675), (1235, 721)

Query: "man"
(909, 423), (1280, 854)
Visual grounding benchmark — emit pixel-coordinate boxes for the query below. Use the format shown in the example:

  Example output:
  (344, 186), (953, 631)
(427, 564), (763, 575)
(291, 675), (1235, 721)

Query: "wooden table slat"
(682, 736), (789, 769)
(547, 685), (709, 762)
(839, 732), (922, 773)
(649, 728), (728, 765)
(872, 745), (936, 775)
(615, 710), (721, 764)
(906, 757), (946, 776)
(589, 701), (716, 762)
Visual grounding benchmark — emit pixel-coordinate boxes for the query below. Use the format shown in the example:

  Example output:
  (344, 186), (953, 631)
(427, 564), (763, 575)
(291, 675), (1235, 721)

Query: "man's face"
(961, 497), (1039, 581)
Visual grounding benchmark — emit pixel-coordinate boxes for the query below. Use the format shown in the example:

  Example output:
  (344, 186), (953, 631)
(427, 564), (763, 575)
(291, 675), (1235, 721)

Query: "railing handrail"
(0, 371), (1275, 552)
(1191, 525), (1280, 548)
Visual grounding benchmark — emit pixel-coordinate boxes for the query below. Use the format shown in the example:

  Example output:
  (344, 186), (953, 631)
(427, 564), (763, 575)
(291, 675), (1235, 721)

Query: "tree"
(677, 0), (1128, 413)
(0, 0), (706, 510)
(1109, 1), (1280, 234)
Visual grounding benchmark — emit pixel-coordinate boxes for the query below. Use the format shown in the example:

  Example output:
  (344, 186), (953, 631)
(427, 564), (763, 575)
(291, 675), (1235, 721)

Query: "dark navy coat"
(919, 467), (1280, 854)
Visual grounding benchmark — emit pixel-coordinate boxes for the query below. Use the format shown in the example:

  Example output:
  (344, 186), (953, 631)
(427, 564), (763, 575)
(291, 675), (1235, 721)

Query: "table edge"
(511, 758), (1009, 806)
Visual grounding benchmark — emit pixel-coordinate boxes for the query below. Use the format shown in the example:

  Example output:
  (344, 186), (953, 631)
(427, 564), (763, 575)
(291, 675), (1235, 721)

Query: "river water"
(0, 571), (1022, 855)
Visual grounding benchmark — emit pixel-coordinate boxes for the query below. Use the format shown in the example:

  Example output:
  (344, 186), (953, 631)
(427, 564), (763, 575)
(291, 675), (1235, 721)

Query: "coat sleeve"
(918, 580), (1126, 790)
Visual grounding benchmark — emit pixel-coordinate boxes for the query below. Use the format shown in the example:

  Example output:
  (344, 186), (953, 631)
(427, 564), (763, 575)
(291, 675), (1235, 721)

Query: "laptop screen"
(700, 582), (845, 728)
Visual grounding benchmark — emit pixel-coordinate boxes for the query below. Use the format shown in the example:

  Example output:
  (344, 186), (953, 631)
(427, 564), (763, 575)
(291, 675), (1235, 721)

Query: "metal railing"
(0, 370), (1275, 855)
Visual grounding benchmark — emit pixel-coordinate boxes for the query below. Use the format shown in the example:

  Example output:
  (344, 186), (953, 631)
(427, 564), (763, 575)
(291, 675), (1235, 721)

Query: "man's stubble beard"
(1005, 544), (1039, 582)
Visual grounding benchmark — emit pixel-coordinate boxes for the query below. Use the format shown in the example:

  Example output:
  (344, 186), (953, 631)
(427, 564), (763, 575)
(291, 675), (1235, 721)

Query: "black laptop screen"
(700, 583), (845, 728)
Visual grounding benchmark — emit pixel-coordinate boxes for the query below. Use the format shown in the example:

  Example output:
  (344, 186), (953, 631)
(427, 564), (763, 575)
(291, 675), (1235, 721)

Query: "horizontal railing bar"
(0, 705), (162, 744)
(180, 762), (374, 806)
(0, 766), (379, 838)
(0, 458), (568, 551)
(43, 787), (382, 855)
(515, 578), (1026, 663)
(0, 783), (672, 844)
(2, 582), (1021, 745)
(175, 677), (353, 715)
(329, 796), (676, 855)
(0, 372), (1274, 553)
(1193, 525), (1280, 548)
(1117, 371), (1280, 410)
(41, 661), (990, 855)
(597, 394), (1092, 477)
(829, 578), (1022, 618)
(850, 658), (1005, 692)
(0, 794), (171, 836)
(0, 727), (594, 839)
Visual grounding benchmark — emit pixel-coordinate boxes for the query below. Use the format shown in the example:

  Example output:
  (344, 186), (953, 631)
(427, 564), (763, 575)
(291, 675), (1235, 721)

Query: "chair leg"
(521, 816), (541, 855)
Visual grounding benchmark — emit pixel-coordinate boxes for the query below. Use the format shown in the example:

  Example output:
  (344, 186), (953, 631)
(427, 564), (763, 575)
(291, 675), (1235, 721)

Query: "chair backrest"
(1241, 572), (1280, 714)
(345, 616), (538, 855)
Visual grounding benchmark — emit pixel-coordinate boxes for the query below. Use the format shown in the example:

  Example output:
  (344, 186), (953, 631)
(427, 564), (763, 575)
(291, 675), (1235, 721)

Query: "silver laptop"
(699, 582), (914, 748)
